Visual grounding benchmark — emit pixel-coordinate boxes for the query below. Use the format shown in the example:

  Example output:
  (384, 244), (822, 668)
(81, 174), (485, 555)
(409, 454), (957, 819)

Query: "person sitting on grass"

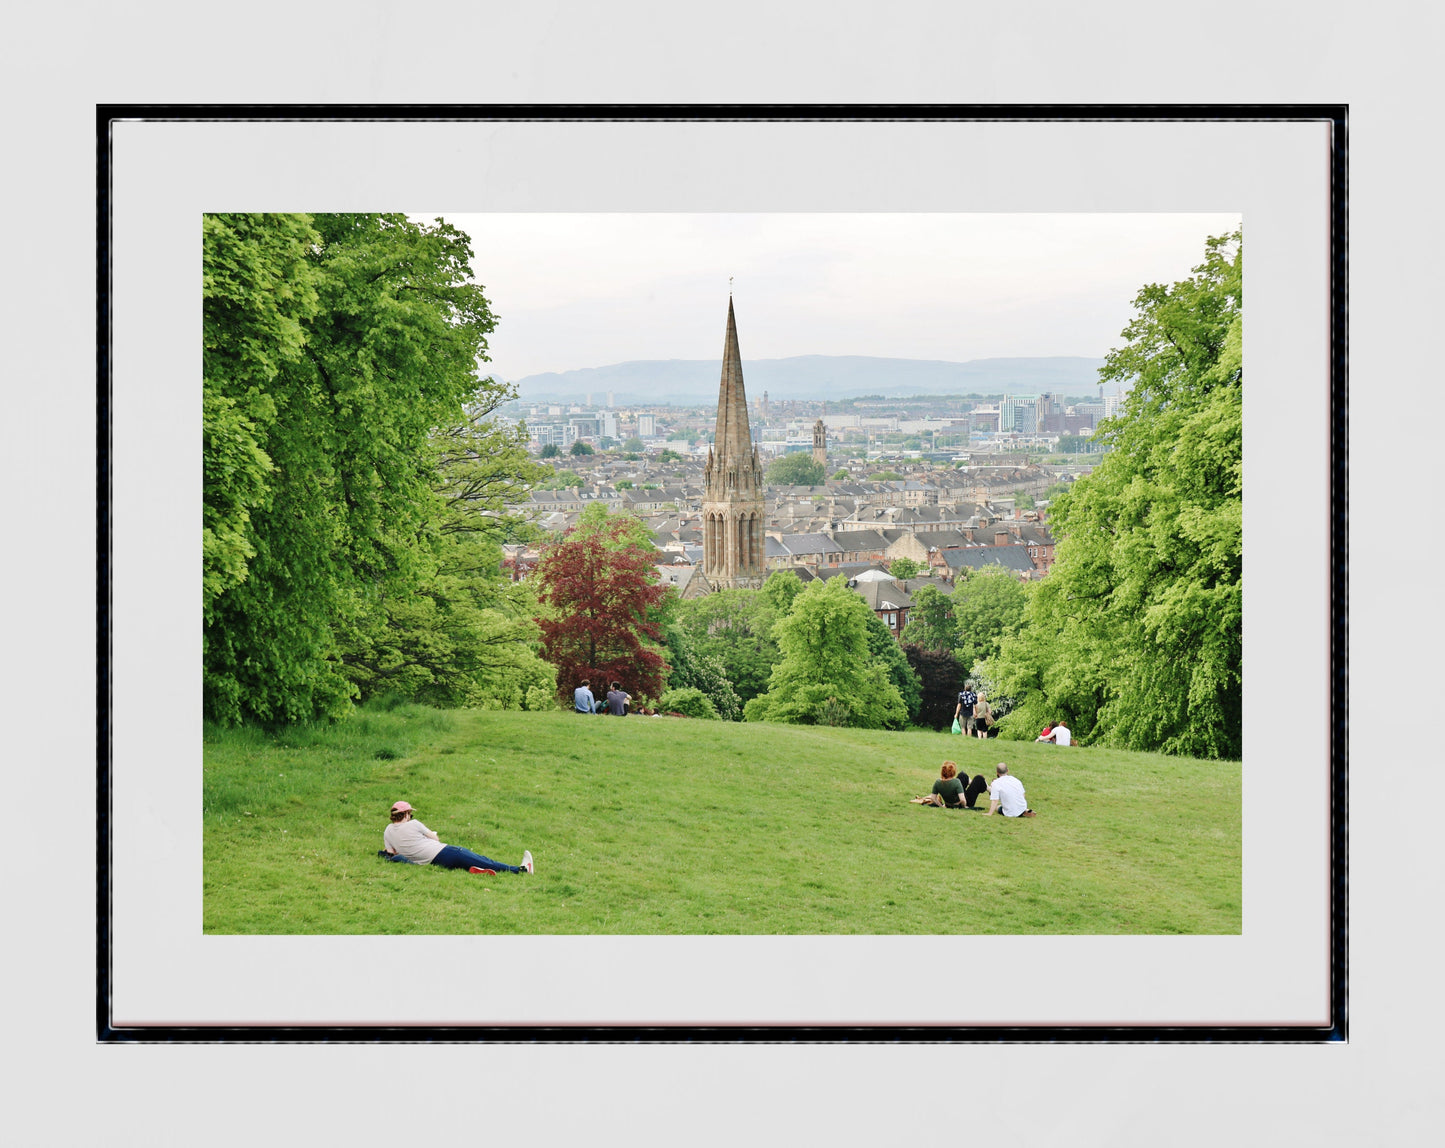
(379, 801), (534, 875)
(1035, 719), (1071, 746)
(984, 762), (1035, 818)
(573, 677), (600, 714)
(605, 681), (632, 716)
(911, 761), (990, 809)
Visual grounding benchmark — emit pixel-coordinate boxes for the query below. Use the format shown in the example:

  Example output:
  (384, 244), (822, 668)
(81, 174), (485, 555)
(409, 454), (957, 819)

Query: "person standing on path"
(380, 801), (534, 874)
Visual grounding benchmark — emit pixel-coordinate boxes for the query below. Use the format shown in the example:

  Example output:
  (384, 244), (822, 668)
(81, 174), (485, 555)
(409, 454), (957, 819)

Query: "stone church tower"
(702, 297), (766, 588)
(812, 417), (827, 470)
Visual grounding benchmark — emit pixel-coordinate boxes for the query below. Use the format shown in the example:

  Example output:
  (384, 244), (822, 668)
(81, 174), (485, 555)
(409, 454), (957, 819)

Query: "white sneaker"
(521, 850), (534, 875)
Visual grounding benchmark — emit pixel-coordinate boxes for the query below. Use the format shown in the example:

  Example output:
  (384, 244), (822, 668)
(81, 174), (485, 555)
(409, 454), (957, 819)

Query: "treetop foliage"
(990, 229), (1243, 758)
(765, 452), (826, 487)
(533, 515), (672, 701)
(203, 213), (546, 725)
(744, 576), (908, 730)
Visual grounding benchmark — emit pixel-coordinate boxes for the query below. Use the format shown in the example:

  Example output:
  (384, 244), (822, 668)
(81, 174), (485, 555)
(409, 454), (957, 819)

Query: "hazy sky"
(427, 213), (1241, 381)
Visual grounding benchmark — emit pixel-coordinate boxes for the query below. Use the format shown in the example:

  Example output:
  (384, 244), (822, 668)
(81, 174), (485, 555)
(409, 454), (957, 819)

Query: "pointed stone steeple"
(702, 295), (766, 588)
(713, 296), (754, 465)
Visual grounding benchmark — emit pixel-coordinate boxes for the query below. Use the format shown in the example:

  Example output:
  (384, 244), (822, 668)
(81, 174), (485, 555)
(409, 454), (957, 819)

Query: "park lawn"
(203, 706), (1240, 935)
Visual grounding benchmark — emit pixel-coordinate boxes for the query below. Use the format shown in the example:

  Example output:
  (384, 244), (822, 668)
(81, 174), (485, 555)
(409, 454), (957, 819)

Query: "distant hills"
(508, 355), (1110, 405)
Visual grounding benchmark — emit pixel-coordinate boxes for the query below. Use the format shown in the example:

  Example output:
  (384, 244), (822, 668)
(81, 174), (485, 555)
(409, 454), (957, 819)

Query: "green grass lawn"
(203, 706), (1240, 935)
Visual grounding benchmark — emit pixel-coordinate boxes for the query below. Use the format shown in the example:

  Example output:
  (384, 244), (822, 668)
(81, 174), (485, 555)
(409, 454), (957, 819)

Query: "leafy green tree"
(761, 568), (804, 615)
(657, 687), (720, 719)
(539, 443), (560, 458)
(862, 612), (922, 726)
(535, 467), (585, 490)
(899, 583), (958, 653)
(743, 577), (907, 729)
(832, 469), (850, 481)
(1012, 491), (1035, 510)
(569, 440), (595, 456)
(623, 436), (646, 451)
(951, 568), (1031, 672)
(663, 624), (742, 721)
(203, 212), (499, 725)
(1056, 434), (1087, 453)
(765, 453), (826, 486)
(676, 588), (782, 706)
(615, 480), (634, 490)
(574, 500), (658, 552)
(869, 470), (904, 482)
(990, 230), (1242, 758)
(658, 448), (684, 463)
(888, 557), (923, 580)
(337, 393), (555, 710)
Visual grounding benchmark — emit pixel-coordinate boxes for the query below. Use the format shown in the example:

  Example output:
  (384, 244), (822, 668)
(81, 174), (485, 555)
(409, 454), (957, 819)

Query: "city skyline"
(424, 212), (1241, 381)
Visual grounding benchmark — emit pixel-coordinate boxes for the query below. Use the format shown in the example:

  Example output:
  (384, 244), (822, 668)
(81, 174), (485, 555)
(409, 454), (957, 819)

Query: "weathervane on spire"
(729, 276), (733, 295)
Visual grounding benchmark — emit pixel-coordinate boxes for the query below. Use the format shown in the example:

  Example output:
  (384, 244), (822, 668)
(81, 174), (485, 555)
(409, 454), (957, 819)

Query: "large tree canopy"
(533, 516), (672, 702)
(989, 229), (1242, 758)
(744, 576), (907, 730)
(765, 452), (826, 487)
(203, 212), (534, 724)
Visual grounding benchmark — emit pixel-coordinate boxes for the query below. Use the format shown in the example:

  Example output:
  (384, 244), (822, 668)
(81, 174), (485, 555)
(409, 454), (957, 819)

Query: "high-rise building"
(638, 414), (656, 437)
(1000, 394), (1039, 434)
(702, 297), (766, 589)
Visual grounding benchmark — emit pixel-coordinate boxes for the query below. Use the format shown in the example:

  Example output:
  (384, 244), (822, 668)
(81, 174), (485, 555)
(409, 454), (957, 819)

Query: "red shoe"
(468, 867), (497, 875)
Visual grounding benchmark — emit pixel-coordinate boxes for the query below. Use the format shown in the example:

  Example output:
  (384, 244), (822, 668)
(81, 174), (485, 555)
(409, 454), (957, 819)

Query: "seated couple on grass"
(378, 801), (534, 875)
(911, 761), (1036, 817)
(911, 761), (988, 810)
(573, 678), (632, 716)
(1036, 720), (1071, 746)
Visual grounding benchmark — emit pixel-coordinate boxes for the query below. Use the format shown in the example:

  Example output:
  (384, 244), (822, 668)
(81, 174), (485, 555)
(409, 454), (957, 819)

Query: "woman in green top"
(912, 761), (987, 808)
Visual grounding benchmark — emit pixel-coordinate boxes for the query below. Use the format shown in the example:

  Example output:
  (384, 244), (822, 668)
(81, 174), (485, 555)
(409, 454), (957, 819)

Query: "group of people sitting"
(912, 760), (1035, 817)
(573, 678), (631, 716)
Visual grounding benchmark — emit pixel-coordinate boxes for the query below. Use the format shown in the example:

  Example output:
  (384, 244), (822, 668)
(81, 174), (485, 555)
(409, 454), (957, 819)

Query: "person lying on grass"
(379, 801), (534, 875)
(910, 761), (989, 810)
(984, 762), (1036, 818)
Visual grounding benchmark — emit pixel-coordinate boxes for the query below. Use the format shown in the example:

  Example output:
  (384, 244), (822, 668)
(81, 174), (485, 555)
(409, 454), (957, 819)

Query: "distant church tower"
(812, 418), (827, 470)
(703, 296), (766, 589)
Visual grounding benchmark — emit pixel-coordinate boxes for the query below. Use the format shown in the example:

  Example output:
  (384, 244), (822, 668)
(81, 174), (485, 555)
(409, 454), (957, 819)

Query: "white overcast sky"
(425, 213), (1241, 381)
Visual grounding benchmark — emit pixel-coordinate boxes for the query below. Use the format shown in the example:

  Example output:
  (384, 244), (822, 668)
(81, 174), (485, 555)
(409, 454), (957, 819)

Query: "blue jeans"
(430, 844), (521, 873)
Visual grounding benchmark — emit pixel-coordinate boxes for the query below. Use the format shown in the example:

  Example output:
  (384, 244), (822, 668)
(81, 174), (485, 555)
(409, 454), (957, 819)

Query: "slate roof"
(938, 547), (1036, 574)
(772, 533), (843, 558)
(852, 578), (913, 611)
(829, 529), (890, 553)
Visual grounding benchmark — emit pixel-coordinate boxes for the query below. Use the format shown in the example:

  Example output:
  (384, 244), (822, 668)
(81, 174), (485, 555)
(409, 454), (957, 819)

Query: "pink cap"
(390, 801), (413, 814)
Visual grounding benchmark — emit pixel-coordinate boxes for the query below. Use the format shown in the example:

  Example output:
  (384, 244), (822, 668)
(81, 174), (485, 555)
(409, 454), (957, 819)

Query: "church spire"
(702, 294), (765, 589)
(713, 295), (753, 461)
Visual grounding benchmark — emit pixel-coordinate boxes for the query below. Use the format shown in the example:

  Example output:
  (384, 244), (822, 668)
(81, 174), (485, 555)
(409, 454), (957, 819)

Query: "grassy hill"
(203, 707), (1240, 935)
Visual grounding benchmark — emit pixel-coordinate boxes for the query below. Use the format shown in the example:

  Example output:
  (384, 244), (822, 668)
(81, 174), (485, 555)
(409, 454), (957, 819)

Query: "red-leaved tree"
(534, 518), (671, 701)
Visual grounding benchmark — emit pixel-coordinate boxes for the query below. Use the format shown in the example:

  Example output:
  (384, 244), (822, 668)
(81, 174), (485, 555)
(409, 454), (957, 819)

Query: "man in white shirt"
(985, 762), (1035, 818)
(1036, 720), (1071, 746)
